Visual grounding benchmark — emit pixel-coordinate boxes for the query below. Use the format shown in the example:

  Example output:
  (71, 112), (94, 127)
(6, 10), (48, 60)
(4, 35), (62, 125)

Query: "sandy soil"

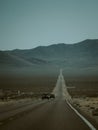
(73, 97), (98, 123)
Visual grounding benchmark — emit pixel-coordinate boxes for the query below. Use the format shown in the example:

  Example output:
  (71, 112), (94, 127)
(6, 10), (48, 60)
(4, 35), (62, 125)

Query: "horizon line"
(0, 38), (98, 51)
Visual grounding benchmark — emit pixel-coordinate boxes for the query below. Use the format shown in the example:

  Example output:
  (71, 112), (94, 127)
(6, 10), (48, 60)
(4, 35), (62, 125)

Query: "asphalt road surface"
(0, 70), (97, 130)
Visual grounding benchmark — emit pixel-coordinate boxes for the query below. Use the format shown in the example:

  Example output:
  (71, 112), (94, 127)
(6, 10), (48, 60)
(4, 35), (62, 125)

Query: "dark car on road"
(41, 93), (55, 100)
(41, 93), (50, 100)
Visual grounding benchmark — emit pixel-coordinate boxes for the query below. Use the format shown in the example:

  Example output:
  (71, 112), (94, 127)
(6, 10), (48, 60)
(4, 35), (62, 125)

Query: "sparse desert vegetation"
(73, 97), (98, 123)
(0, 70), (57, 102)
(65, 78), (98, 124)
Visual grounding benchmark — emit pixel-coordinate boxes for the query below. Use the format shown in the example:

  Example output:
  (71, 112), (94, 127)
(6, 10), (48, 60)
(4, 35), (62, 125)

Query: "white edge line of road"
(66, 100), (96, 130)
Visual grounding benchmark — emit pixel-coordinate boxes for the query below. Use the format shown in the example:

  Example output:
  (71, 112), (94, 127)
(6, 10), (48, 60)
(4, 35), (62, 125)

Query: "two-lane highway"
(0, 70), (97, 130)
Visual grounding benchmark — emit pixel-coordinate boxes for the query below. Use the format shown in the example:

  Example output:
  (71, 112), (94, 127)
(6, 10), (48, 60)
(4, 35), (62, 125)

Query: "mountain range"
(0, 39), (98, 76)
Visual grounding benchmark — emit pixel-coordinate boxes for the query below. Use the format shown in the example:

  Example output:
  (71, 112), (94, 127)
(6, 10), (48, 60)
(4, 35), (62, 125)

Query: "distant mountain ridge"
(0, 39), (98, 70)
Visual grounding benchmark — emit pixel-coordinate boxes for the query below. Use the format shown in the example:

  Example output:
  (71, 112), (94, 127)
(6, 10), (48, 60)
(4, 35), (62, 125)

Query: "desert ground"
(73, 97), (98, 122)
(0, 70), (98, 126)
(65, 78), (98, 125)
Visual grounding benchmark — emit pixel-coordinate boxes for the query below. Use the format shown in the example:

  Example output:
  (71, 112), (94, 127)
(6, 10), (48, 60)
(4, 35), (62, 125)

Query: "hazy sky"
(0, 0), (98, 50)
